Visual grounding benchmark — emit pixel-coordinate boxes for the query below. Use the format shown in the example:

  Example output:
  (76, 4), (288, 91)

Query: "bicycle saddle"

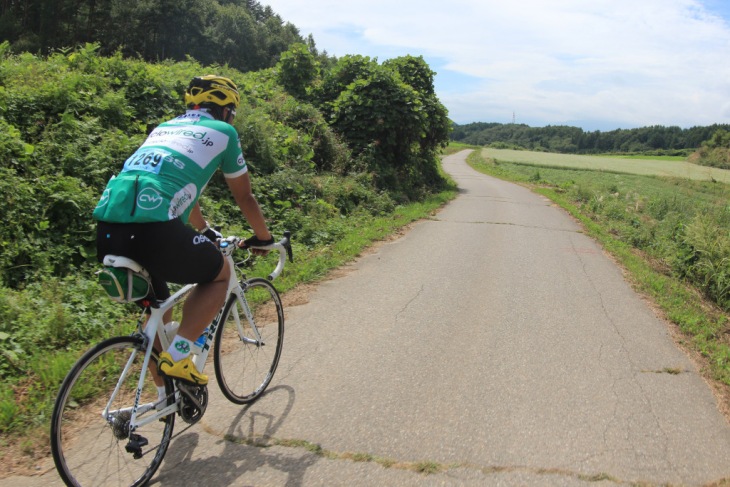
(103, 254), (146, 274)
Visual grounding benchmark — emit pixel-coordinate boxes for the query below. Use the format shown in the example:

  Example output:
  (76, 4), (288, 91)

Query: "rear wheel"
(50, 336), (175, 487)
(214, 277), (284, 404)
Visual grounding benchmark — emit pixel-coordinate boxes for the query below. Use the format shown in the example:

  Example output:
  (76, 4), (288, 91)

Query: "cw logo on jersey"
(137, 188), (164, 210)
(96, 189), (111, 208)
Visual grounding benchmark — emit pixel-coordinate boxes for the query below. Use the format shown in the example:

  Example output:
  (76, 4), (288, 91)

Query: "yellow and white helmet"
(185, 75), (240, 109)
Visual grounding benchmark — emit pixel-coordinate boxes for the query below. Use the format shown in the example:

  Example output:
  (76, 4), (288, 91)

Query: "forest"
(452, 121), (730, 168)
(0, 0), (317, 73)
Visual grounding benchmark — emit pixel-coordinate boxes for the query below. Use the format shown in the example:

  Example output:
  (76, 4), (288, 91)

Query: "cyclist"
(93, 75), (273, 390)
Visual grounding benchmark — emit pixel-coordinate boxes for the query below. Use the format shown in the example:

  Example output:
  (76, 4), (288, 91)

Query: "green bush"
(694, 129), (730, 169)
(0, 276), (130, 360)
(681, 216), (730, 309)
(0, 43), (452, 442)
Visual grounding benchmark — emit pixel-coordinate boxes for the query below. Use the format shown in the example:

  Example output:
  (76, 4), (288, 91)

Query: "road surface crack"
(569, 234), (672, 471)
(216, 430), (638, 485)
(396, 285), (424, 322)
(434, 218), (583, 234)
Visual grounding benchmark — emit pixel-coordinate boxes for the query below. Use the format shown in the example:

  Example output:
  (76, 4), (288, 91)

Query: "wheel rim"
(51, 337), (174, 487)
(215, 279), (284, 403)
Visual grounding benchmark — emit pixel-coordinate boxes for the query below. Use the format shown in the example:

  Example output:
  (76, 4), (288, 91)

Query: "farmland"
(482, 148), (730, 183)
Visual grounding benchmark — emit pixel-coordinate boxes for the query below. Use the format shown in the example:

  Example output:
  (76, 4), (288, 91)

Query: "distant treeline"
(451, 122), (730, 155)
(0, 0), (311, 72)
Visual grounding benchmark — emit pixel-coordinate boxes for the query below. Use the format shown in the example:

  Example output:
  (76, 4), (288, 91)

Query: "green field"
(482, 148), (730, 183)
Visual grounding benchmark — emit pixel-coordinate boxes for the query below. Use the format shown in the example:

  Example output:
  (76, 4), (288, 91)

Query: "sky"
(262, 0), (730, 131)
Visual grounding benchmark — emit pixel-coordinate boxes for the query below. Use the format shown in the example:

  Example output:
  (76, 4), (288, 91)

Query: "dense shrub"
(2, 44), (426, 288)
(0, 35), (452, 443)
(680, 215), (730, 310)
(326, 56), (450, 199)
(692, 129), (730, 170)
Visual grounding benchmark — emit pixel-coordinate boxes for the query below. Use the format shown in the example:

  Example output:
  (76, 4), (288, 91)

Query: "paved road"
(8, 150), (730, 486)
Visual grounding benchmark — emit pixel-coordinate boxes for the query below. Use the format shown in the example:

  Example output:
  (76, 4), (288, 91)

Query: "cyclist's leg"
(154, 264), (229, 385)
(144, 275), (173, 387)
(126, 219), (227, 383)
(179, 260), (229, 340)
(133, 219), (228, 344)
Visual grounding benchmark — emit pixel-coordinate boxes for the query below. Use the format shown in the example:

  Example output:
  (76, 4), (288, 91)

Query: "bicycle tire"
(50, 335), (175, 487)
(214, 277), (284, 404)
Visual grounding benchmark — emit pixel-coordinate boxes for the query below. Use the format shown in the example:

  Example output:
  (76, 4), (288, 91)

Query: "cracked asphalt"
(10, 150), (730, 486)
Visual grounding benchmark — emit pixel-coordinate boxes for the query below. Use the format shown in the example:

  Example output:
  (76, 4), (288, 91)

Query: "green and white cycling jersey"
(93, 110), (247, 224)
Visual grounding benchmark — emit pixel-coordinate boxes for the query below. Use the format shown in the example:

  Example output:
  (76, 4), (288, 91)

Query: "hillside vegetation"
(691, 129), (730, 170)
(0, 41), (451, 454)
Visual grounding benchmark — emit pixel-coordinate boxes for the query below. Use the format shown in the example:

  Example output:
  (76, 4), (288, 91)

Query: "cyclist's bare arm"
(189, 203), (208, 232)
(226, 172), (272, 243)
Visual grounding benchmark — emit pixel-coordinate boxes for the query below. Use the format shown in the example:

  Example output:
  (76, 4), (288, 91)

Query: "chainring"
(178, 382), (208, 424)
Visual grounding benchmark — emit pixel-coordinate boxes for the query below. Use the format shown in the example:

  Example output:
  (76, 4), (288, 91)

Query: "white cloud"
(264, 0), (730, 130)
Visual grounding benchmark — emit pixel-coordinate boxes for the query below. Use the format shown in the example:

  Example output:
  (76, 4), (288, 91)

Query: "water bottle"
(191, 327), (209, 354)
(162, 321), (180, 345)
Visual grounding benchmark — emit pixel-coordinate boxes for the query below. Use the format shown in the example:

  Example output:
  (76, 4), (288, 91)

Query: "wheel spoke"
(214, 278), (284, 404)
(51, 336), (175, 487)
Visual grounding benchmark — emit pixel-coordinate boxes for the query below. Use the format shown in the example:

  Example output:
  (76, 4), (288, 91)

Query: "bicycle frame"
(101, 233), (292, 434)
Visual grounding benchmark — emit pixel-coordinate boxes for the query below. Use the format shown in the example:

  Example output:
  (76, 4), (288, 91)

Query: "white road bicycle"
(50, 232), (293, 487)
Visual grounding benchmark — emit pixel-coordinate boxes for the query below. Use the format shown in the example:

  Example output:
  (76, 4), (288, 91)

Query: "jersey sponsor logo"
(141, 124), (229, 170)
(148, 127), (209, 140)
(169, 110), (212, 124)
(193, 234), (212, 245)
(96, 188), (111, 208)
(171, 156), (185, 170)
(168, 183), (197, 219)
(172, 112), (202, 122)
(237, 155), (245, 167)
(137, 188), (164, 210)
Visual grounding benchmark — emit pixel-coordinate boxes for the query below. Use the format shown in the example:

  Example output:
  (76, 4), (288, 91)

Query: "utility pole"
(512, 111), (516, 124)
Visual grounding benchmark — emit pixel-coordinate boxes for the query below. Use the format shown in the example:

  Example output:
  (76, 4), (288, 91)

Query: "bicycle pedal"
(125, 433), (148, 459)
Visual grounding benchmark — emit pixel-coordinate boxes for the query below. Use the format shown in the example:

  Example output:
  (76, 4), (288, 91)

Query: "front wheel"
(50, 335), (175, 487)
(214, 277), (284, 404)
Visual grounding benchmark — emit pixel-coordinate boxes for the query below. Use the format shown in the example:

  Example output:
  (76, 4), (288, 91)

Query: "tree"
(0, 0), (305, 73)
(328, 57), (450, 198)
(383, 55), (435, 95)
(314, 54), (379, 117)
(384, 55), (450, 171)
(276, 42), (319, 100)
